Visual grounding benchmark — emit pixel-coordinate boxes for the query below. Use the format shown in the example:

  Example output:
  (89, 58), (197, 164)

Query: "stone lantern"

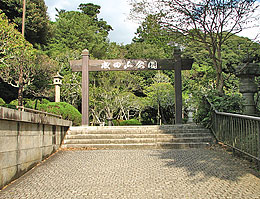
(53, 73), (63, 102)
(186, 94), (194, 123)
(236, 62), (260, 115)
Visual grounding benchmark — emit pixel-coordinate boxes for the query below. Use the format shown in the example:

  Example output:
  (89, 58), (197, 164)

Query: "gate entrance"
(70, 49), (193, 126)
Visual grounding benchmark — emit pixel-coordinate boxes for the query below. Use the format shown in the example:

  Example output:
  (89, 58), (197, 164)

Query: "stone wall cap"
(0, 106), (72, 126)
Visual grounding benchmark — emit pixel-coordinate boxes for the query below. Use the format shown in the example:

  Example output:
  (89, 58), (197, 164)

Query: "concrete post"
(53, 74), (63, 102)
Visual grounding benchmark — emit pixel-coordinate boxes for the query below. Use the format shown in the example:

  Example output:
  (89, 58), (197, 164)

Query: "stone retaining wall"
(0, 107), (72, 189)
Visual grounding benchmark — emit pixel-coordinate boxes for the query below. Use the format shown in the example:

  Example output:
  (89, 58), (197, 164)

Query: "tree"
(48, 5), (112, 59)
(78, 3), (101, 17)
(183, 34), (260, 93)
(89, 71), (143, 123)
(125, 42), (167, 59)
(78, 3), (113, 34)
(144, 73), (175, 124)
(0, 0), (50, 46)
(0, 13), (57, 105)
(133, 14), (175, 57)
(130, 0), (259, 94)
(47, 4), (114, 110)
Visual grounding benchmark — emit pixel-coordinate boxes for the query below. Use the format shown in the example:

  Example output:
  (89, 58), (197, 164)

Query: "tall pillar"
(82, 49), (90, 126)
(174, 47), (182, 124)
(53, 74), (63, 102)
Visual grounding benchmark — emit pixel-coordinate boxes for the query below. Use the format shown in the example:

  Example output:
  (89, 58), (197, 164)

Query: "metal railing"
(206, 97), (260, 167)
(17, 106), (62, 119)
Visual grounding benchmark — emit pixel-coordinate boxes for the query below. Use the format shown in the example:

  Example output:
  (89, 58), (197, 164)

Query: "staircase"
(61, 124), (214, 150)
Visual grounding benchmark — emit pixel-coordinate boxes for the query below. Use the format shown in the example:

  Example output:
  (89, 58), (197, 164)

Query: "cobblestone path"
(0, 149), (259, 199)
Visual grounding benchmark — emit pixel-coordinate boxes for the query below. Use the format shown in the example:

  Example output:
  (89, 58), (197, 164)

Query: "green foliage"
(38, 101), (81, 126)
(0, 12), (57, 99)
(0, 98), (5, 105)
(143, 73), (175, 124)
(117, 119), (142, 126)
(9, 98), (35, 109)
(89, 71), (144, 123)
(132, 14), (176, 58)
(9, 99), (18, 106)
(125, 42), (167, 59)
(193, 90), (243, 126)
(0, 0), (50, 46)
(9, 98), (81, 125)
(47, 4), (112, 59)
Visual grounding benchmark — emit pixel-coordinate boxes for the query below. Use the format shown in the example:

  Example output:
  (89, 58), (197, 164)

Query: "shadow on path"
(151, 148), (259, 182)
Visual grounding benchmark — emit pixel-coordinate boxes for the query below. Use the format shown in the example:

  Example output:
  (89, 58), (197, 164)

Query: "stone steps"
(62, 143), (210, 150)
(65, 133), (211, 139)
(62, 124), (214, 150)
(68, 127), (210, 135)
(64, 137), (213, 144)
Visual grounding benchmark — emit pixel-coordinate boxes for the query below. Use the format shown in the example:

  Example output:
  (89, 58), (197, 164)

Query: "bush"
(193, 90), (243, 126)
(9, 98), (81, 126)
(38, 102), (81, 126)
(118, 119), (142, 126)
(112, 119), (122, 126)
(0, 98), (5, 106)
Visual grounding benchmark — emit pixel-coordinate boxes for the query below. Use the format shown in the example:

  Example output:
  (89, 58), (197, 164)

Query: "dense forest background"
(0, 0), (260, 125)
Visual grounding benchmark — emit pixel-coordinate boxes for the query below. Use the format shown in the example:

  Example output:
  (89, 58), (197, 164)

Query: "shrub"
(9, 99), (81, 126)
(193, 90), (243, 126)
(112, 119), (124, 126)
(38, 102), (81, 126)
(0, 98), (5, 106)
(119, 119), (142, 126)
(10, 98), (36, 109)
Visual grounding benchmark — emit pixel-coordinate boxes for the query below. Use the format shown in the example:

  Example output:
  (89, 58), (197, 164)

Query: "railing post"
(257, 121), (260, 170)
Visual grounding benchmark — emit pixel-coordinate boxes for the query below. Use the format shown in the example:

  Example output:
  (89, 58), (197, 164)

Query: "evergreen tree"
(0, 0), (50, 46)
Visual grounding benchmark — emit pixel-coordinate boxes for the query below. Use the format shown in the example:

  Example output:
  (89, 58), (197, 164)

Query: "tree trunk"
(18, 63), (24, 108)
(205, 44), (224, 94)
(157, 103), (160, 125)
(216, 45), (224, 95)
(160, 106), (167, 124)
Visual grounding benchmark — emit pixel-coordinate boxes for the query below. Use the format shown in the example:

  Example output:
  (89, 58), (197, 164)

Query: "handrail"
(214, 111), (260, 121)
(17, 106), (62, 119)
(205, 96), (260, 121)
(205, 96), (260, 167)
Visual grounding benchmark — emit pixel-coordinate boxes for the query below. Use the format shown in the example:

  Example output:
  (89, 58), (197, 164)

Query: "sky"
(45, 0), (260, 44)
(45, 0), (139, 44)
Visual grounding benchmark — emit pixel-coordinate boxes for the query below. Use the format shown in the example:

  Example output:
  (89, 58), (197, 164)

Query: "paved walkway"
(0, 149), (260, 199)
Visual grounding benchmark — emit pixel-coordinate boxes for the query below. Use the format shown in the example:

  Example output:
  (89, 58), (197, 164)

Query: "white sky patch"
(237, 1), (260, 42)
(45, 0), (260, 44)
(45, 0), (139, 44)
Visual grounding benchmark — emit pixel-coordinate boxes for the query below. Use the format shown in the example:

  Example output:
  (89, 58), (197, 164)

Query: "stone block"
(43, 135), (52, 147)
(18, 148), (42, 164)
(0, 135), (17, 152)
(19, 123), (39, 136)
(0, 120), (18, 136)
(42, 146), (53, 158)
(0, 166), (17, 189)
(18, 161), (38, 173)
(18, 135), (41, 150)
(0, 151), (17, 169)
